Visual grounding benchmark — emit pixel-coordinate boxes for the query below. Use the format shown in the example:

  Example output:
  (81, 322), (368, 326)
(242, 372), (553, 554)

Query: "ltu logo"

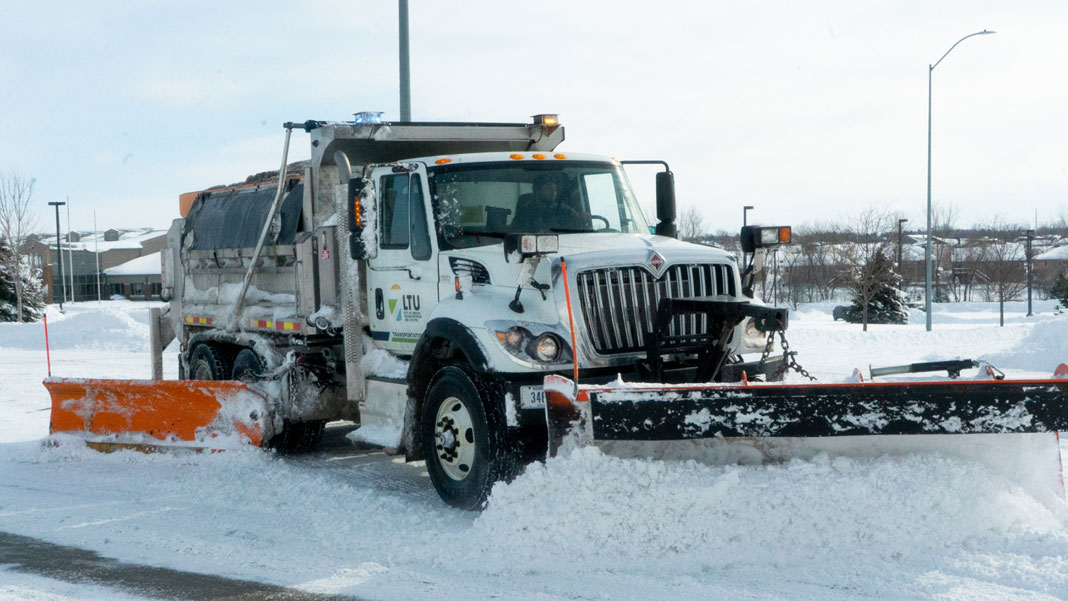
(388, 284), (402, 321)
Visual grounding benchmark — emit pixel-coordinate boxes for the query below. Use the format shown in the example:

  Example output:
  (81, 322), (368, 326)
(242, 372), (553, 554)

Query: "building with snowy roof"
(103, 252), (163, 300)
(23, 228), (167, 303)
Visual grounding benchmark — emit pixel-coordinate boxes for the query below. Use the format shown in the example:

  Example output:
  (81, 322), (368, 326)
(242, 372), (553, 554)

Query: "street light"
(48, 201), (66, 310)
(1026, 229), (1036, 317)
(897, 218), (908, 271)
(925, 29), (995, 332)
(743, 205), (754, 226)
(399, 0), (411, 121)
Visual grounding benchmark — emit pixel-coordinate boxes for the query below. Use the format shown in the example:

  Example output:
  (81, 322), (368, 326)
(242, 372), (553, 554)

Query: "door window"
(380, 174), (410, 249)
(380, 173), (432, 260)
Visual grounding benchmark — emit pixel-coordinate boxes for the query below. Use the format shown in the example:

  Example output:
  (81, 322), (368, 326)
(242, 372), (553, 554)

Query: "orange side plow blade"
(45, 378), (271, 451)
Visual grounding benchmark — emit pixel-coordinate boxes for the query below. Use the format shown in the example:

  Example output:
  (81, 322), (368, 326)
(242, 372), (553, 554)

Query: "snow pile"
(360, 336), (409, 379)
(472, 447), (1068, 579)
(0, 304), (150, 352)
(987, 315), (1068, 374)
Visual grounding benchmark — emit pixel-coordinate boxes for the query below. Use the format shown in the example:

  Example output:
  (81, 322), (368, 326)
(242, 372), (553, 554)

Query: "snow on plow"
(45, 378), (272, 452)
(544, 366), (1068, 506)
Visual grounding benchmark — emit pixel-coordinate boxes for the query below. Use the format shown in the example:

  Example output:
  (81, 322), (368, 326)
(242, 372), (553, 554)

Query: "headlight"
(493, 325), (570, 364)
(533, 334), (560, 362)
(505, 327), (524, 347)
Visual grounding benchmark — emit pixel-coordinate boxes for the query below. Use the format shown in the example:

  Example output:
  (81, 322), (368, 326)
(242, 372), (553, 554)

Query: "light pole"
(925, 29), (995, 332)
(48, 201), (66, 310)
(1026, 228), (1036, 316)
(399, 0), (411, 121)
(743, 205), (754, 226)
(897, 218), (908, 271)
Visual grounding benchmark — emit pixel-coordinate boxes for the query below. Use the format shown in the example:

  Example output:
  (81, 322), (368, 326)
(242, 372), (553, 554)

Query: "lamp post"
(925, 29), (995, 332)
(1026, 229), (1036, 316)
(897, 218), (908, 271)
(399, 0), (411, 121)
(48, 201), (66, 310)
(743, 205), (754, 226)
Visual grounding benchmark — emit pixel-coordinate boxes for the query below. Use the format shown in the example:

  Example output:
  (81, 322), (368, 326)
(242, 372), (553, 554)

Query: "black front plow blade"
(544, 374), (1068, 457)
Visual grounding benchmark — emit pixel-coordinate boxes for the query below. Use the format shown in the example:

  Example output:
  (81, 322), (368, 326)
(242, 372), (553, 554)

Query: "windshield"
(428, 161), (650, 249)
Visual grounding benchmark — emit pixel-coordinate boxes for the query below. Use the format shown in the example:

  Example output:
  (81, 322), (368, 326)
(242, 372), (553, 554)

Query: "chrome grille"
(575, 263), (737, 355)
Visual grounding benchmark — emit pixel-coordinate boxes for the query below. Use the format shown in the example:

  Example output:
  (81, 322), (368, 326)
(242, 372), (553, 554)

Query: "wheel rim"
(434, 395), (476, 481)
(193, 363), (213, 380)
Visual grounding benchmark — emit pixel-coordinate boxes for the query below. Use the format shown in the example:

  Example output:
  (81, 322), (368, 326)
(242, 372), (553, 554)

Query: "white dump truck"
(162, 114), (788, 507)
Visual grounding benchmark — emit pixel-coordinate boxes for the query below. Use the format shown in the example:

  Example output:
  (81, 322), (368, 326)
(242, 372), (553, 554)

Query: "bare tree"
(931, 202), (958, 301)
(678, 205), (706, 243)
(838, 208), (898, 331)
(0, 170), (38, 322)
(981, 219), (1027, 326)
(951, 241), (989, 302)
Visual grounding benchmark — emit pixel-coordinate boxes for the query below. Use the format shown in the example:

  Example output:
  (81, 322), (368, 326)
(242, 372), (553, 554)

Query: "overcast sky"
(2, 1), (1066, 235)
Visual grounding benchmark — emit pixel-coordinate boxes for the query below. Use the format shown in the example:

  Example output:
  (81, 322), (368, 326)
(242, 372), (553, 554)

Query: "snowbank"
(0, 303), (156, 352)
(473, 447), (1068, 580)
(987, 315), (1068, 373)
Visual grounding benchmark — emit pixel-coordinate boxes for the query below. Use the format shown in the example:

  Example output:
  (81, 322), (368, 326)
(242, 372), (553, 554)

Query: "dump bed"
(170, 178), (340, 336)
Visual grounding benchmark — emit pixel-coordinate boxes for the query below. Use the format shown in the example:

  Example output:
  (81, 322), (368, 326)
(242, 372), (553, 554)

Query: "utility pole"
(399, 0), (411, 121)
(48, 201), (66, 310)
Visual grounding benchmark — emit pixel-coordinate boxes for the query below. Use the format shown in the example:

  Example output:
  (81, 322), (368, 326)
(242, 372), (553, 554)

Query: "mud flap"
(45, 378), (273, 452)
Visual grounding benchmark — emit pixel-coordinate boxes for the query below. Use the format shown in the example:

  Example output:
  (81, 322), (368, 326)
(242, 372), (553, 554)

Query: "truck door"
(366, 164), (438, 354)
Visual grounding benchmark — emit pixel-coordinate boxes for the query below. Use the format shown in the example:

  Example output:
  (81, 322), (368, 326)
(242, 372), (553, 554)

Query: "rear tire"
(188, 344), (229, 381)
(270, 420), (326, 452)
(231, 348), (323, 452)
(231, 348), (265, 381)
(421, 366), (515, 511)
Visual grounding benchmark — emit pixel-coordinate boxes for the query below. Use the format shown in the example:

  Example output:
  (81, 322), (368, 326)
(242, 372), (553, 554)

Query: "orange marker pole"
(560, 258), (579, 383)
(43, 314), (51, 377)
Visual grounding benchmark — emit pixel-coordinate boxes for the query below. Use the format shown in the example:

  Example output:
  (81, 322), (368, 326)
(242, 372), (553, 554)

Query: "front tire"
(422, 366), (513, 510)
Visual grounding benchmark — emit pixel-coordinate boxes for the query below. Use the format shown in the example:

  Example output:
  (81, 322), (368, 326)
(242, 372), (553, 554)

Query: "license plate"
(519, 385), (545, 409)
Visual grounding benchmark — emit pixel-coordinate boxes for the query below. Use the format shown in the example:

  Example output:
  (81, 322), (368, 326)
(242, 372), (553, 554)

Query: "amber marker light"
(435, 158), (452, 165)
(778, 226), (792, 244)
(553, 153), (567, 159)
(532, 153), (546, 160)
(509, 154), (524, 160)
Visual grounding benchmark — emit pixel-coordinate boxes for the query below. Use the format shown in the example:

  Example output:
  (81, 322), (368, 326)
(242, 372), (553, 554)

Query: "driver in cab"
(512, 174), (590, 232)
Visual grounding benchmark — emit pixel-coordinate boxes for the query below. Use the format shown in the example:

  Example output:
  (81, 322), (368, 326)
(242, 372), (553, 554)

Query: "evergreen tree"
(1053, 272), (1068, 314)
(0, 238), (17, 322)
(0, 237), (43, 322)
(17, 261), (44, 321)
(845, 250), (908, 325)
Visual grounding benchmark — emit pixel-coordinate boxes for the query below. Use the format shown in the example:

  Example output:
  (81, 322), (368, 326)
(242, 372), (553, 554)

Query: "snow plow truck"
(47, 114), (1068, 510)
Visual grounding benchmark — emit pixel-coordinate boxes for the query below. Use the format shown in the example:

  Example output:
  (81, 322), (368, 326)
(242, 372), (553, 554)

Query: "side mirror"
(655, 171), (676, 238)
(347, 177), (377, 260)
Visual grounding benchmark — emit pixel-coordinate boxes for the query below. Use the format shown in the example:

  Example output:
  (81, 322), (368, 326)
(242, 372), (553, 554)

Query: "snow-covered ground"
(2, 300), (1068, 599)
